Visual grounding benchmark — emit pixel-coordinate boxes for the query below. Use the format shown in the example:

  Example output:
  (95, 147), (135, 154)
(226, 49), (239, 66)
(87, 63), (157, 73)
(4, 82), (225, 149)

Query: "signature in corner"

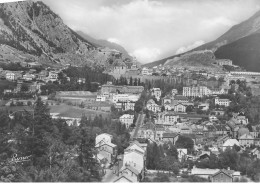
(10, 153), (32, 163)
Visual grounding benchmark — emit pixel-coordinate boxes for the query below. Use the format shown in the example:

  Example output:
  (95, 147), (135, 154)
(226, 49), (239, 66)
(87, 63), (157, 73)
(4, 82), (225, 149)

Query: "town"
(1, 0), (260, 184)
(1, 54), (260, 182)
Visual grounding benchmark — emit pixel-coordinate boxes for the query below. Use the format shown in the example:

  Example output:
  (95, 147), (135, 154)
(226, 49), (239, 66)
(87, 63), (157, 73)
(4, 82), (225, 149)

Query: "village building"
(155, 112), (179, 126)
(111, 59), (127, 75)
(232, 112), (248, 125)
(183, 86), (211, 97)
(47, 71), (59, 82)
(101, 83), (144, 96)
(215, 59), (233, 66)
(162, 133), (179, 144)
(119, 114), (134, 129)
(55, 91), (97, 102)
(173, 95), (189, 104)
(222, 139), (240, 151)
(215, 97), (231, 107)
(177, 148), (188, 161)
(155, 125), (165, 141)
(141, 67), (151, 76)
(191, 167), (240, 182)
(151, 88), (162, 101)
(198, 103), (210, 111)
(96, 95), (106, 102)
(6, 72), (21, 81)
(146, 99), (160, 113)
(138, 122), (155, 140)
(239, 134), (260, 147)
(112, 94), (140, 103)
(251, 148), (260, 159)
(95, 133), (117, 165)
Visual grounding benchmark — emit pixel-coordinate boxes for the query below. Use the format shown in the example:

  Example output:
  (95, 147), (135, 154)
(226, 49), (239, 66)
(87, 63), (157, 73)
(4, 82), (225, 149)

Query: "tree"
(0, 110), (12, 160)
(218, 147), (239, 170)
(129, 77), (133, 86)
(21, 83), (29, 92)
(161, 106), (165, 112)
(27, 101), (32, 106)
(186, 105), (194, 113)
(77, 126), (101, 182)
(175, 135), (194, 154)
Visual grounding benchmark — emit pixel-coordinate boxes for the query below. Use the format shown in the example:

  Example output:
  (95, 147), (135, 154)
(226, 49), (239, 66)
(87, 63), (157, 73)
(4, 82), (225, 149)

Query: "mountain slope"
(76, 31), (131, 59)
(0, 1), (118, 67)
(164, 50), (222, 72)
(214, 33), (260, 72)
(144, 9), (260, 68)
(195, 10), (260, 51)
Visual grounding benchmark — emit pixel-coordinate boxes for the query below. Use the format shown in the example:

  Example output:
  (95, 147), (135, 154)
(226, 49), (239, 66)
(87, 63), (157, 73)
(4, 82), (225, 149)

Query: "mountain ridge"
(0, 1), (126, 68)
(144, 9), (260, 69)
(76, 31), (131, 59)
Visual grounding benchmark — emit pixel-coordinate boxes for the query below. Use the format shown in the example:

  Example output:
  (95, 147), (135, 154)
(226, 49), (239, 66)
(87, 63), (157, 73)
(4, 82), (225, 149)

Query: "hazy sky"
(2, 0), (260, 63)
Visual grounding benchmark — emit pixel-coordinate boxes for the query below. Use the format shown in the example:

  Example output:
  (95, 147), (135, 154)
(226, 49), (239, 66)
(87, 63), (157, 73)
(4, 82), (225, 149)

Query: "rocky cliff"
(0, 1), (120, 68)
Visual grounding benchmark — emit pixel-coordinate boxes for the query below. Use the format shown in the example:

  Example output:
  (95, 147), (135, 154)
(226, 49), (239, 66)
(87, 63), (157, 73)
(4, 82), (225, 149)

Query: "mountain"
(0, 1), (121, 68)
(195, 10), (260, 51)
(76, 31), (131, 59)
(144, 9), (260, 69)
(214, 33), (260, 71)
(164, 50), (222, 72)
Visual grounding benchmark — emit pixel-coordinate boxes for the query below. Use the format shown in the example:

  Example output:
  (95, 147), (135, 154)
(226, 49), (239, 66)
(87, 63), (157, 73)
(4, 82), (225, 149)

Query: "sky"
(2, 0), (260, 63)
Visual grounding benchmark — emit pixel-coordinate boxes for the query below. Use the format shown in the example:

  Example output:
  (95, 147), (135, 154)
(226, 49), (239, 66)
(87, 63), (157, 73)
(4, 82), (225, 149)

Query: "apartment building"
(215, 97), (231, 107)
(183, 86), (210, 97)
(155, 112), (179, 126)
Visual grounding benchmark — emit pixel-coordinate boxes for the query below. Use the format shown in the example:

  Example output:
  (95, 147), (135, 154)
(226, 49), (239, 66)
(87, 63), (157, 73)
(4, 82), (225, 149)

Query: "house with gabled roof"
(191, 167), (240, 182)
(216, 135), (230, 148)
(162, 133), (179, 144)
(155, 125), (165, 141)
(210, 169), (238, 182)
(172, 103), (187, 113)
(95, 133), (117, 165)
(251, 148), (260, 159)
(162, 95), (172, 105)
(121, 148), (145, 181)
(222, 139), (240, 151)
(125, 141), (146, 155)
(138, 122), (155, 140)
(232, 112), (248, 125)
(146, 99), (161, 113)
(155, 112), (179, 127)
(239, 133), (256, 147)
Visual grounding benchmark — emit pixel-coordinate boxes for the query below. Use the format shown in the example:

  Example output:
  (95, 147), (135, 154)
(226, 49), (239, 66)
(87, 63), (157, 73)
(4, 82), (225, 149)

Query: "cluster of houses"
(95, 133), (146, 182)
(137, 86), (260, 169)
(0, 64), (60, 94)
